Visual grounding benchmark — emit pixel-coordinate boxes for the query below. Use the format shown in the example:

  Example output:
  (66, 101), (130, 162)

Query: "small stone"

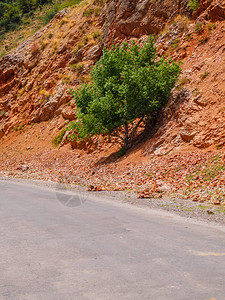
(179, 128), (196, 142)
(22, 165), (29, 172)
(213, 200), (221, 205)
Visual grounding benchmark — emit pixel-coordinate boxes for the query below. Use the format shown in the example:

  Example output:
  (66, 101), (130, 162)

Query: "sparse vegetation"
(185, 33), (193, 41)
(194, 22), (203, 34)
(41, 39), (49, 50)
(170, 38), (180, 49)
(83, 7), (94, 17)
(200, 71), (209, 79)
(52, 128), (67, 146)
(92, 31), (101, 40)
(82, 35), (89, 44)
(17, 88), (25, 97)
(198, 36), (208, 44)
(207, 23), (216, 31)
(0, 0), (83, 56)
(173, 15), (191, 32)
(192, 87), (200, 97)
(70, 62), (84, 74)
(40, 89), (51, 100)
(0, 110), (6, 116)
(72, 43), (84, 55)
(59, 17), (69, 27)
(186, 155), (225, 183)
(62, 75), (72, 84)
(94, 7), (101, 16)
(176, 76), (189, 91)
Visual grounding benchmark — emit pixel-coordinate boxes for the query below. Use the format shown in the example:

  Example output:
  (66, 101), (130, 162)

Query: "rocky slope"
(0, 0), (225, 207)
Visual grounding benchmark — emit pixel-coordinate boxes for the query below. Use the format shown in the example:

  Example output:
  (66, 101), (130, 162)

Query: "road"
(0, 179), (225, 300)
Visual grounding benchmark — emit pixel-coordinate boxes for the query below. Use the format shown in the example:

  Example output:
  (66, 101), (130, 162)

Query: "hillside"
(0, 0), (225, 208)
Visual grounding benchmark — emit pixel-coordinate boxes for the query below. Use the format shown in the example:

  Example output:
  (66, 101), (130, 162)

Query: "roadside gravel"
(1, 176), (225, 226)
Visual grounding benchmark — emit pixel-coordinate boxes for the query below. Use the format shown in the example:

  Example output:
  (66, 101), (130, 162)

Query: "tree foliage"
(0, 0), (56, 36)
(70, 36), (181, 150)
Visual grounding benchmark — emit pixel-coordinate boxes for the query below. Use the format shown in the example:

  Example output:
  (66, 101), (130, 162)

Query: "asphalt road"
(0, 180), (225, 300)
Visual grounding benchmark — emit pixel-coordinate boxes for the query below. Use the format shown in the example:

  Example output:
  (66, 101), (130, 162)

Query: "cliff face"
(99, 0), (191, 45)
(0, 2), (103, 138)
(0, 0), (225, 152)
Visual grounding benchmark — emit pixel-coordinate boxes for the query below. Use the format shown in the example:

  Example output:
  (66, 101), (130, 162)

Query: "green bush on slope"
(70, 36), (181, 151)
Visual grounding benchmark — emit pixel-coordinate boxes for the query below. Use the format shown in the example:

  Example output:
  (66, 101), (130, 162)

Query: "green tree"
(0, 2), (21, 31)
(70, 37), (181, 151)
(17, 0), (36, 14)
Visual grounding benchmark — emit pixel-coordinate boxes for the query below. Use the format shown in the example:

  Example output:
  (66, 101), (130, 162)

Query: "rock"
(208, 2), (225, 21)
(0, 67), (14, 82)
(16, 164), (29, 172)
(193, 95), (207, 106)
(156, 180), (173, 193)
(24, 55), (39, 70)
(83, 45), (103, 62)
(0, 127), (4, 139)
(99, 0), (191, 45)
(137, 188), (152, 198)
(213, 200), (221, 205)
(58, 43), (68, 54)
(61, 107), (76, 120)
(69, 45), (89, 64)
(22, 165), (29, 172)
(179, 127), (196, 142)
(59, 130), (71, 147)
(30, 86), (67, 122)
(87, 185), (103, 191)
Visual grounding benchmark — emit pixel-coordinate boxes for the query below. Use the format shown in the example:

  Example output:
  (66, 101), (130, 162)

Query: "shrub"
(30, 42), (40, 56)
(200, 71), (209, 79)
(40, 89), (50, 100)
(83, 7), (94, 17)
(170, 38), (180, 49)
(0, 110), (6, 116)
(195, 22), (203, 34)
(92, 31), (101, 39)
(176, 76), (189, 91)
(207, 23), (216, 31)
(188, 0), (199, 11)
(41, 39), (49, 50)
(70, 36), (181, 150)
(48, 32), (53, 39)
(17, 88), (25, 97)
(41, 6), (58, 25)
(52, 128), (67, 146)
(82, 35), (88, 44)
(198, 37), (208, 44)
(59, 17), (69, 27)
(94, 7), (101, 16)
(174, 15), (191, 32)
(76, 63), (84, 74)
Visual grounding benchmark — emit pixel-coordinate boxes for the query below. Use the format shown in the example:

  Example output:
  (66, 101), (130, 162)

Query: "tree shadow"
(94, 115), (158, 167)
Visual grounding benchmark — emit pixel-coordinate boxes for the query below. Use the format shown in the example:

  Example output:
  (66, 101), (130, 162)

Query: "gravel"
(1, 176), (225, 225)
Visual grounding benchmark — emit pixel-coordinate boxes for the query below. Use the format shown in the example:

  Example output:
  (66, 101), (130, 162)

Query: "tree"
(70, 36), (181, 151)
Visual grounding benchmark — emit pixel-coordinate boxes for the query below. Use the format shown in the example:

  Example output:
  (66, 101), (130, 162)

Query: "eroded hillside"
(0, 0), (225, 207)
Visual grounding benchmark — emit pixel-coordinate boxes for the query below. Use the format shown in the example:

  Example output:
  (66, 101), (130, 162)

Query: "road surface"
(0, 179), (225, 300)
